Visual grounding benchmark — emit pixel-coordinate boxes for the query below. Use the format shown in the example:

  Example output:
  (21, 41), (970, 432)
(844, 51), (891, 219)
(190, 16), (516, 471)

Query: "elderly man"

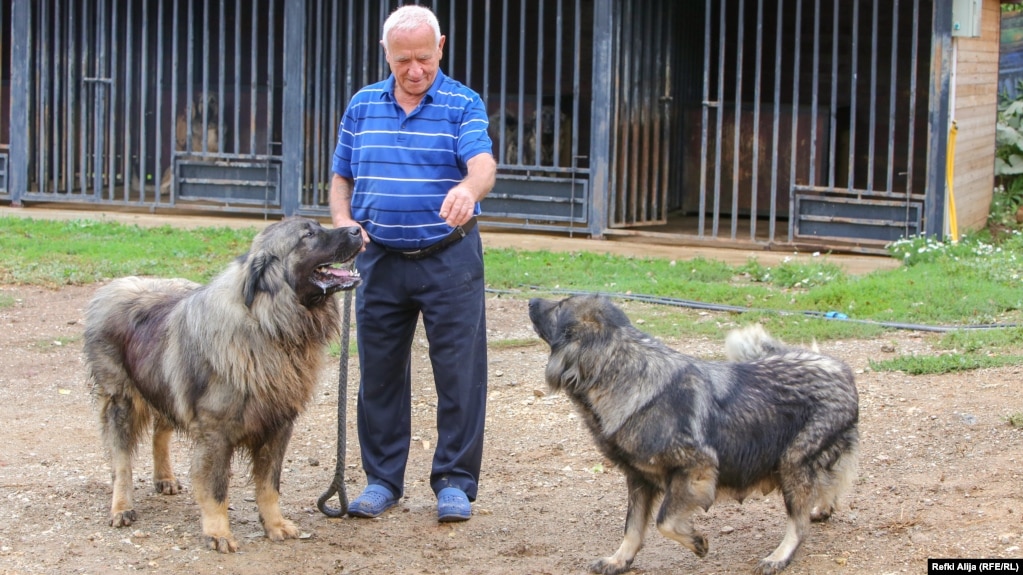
(329, 4), (496, 523)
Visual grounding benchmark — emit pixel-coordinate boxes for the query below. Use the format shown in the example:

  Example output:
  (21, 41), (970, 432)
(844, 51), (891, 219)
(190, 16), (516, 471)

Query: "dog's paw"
(589, 557), (633, 575)
(690, 533), (709, 558)
(109, 509), (138, 528)
(153, 478), (182, 495)
(263, 518), (300, 541)
(204, 534), (239, 553)
(754, 558), (791, 575)
(810, 505), (834, 522)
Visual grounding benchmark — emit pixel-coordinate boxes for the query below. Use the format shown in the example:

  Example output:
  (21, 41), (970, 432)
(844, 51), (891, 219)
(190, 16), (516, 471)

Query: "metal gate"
(8, 0), (597, 229)
(606, 0), (679, 228)
(16, 0), (285, 213)
(692, 0), (931, 247)
(0, 0), (9, 196)
(3, 0), (945, 249)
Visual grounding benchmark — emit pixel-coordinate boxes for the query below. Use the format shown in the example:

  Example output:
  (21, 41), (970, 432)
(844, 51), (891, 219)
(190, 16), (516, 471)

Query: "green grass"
(30, 334), (80, 352)
(489, 338), (542, 350)
(6, 213), (1023, 372)
(869, 353), (1023, 375)
(0, 217), (255, 286)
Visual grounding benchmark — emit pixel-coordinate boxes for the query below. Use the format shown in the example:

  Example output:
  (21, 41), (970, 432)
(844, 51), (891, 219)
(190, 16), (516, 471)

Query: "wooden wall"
(952, 0), (1000, 232)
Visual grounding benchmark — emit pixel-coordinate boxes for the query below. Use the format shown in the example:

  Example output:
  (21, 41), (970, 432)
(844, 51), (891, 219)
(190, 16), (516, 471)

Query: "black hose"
(488, 286), (1020, 333)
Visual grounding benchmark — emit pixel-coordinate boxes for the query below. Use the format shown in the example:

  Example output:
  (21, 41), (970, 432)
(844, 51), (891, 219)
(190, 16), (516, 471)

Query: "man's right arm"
(329, 173), (369, 243)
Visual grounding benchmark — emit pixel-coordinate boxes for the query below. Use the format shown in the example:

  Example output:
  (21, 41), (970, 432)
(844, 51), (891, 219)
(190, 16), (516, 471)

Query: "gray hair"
(381, 5), (442, 51)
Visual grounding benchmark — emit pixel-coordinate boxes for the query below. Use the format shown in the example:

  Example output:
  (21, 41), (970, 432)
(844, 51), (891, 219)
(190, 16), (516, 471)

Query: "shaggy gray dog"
(84, 217), (362, 552)
(529, 295), (859, 575)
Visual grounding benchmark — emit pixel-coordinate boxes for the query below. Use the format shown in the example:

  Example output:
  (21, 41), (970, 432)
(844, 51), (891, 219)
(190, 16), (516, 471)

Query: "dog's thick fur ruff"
(84, 217), (363, 552)
(528, 295), (859, 575)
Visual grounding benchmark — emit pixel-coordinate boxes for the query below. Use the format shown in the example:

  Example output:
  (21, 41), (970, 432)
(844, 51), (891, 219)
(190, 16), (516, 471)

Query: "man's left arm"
(440, 152), (496, 228)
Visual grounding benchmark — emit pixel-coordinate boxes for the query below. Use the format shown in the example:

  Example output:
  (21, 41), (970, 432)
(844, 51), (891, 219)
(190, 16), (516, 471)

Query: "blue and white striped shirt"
(331, 69), (493, 250)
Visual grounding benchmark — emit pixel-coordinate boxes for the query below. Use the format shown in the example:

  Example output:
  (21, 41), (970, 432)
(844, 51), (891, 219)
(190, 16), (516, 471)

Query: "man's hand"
(439, 185), (477, 227)
(329, 174), (370, 247)
(440, 153), (496, 227)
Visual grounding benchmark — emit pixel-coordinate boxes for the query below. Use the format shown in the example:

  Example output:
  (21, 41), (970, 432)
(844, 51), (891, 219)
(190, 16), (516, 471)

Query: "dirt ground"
(1, 280), (1022, 575)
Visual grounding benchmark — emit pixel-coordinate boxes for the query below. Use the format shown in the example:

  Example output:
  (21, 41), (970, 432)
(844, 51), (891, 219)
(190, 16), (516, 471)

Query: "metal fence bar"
(94, 0), (107, 199)
(516, 0), (526, 164)
(618, 0), (632, 221)
(847, 0), (859, 193)
(652, 0), (666, 224)
(78, 1), (89, 196)
(809, 0), (820, 192)
(730, 0), (744, 238)
(496, 0), (509, 164)
(266, 0), (275, 157)
(769, 0), (784, 239)
(37, 0), (49, 195)
(185, 0), (194, 155)
(588, 0), (612, 237)
(52, 0), (62, 193)
(749, 0), (764, 240)
(640, 0), (651, 222)
(123, 0), (134, 201)
(138, 0), (149, 201)
(827, 0), (838, 189)
(906, 0), (921, 219)
(533, 0), (544, 166)
(697, 0), (711, 237)
(233, 0), (241, 153)
(9, 0), (29, 200)
(786, 0), (802, 243)
(867, 0), (878, 193)
(249, 0), (257, 154)
(711, 0), (726, 237)
(552, 0), (564, 169)
(311, 0), (324, 203)
(218, 0), (226, 156)
(465, 0), (474, 87)
(108, 0), (119, 200)
(481, 0), (490, 123)
(571, 0), (581, 168)
(886, 0), (900, 196)
(0, 0), (5, 153)
(281, 0), (302, 216)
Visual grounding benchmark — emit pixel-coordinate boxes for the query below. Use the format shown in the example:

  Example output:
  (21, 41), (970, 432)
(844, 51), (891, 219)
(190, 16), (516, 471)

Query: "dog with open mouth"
(84, 217), (363, 552)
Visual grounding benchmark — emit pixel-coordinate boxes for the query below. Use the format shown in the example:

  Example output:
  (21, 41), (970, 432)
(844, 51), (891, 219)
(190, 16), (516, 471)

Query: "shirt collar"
(380, 68), (447, 105)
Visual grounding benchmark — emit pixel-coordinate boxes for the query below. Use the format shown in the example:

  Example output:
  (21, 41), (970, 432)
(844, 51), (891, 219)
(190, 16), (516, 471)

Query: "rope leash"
(317, 289), (352, 517)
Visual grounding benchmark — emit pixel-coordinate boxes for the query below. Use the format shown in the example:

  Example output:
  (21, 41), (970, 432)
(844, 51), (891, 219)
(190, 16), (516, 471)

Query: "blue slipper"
(348, 484), (398, 518)
(436, 487), (471, 522)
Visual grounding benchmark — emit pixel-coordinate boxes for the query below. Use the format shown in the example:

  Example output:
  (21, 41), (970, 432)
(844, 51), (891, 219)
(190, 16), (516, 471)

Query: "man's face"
(383, 24), (445, 101)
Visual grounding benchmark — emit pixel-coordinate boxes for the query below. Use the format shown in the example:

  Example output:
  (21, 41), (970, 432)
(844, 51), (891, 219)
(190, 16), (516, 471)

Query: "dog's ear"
(243, 251), (282, 308)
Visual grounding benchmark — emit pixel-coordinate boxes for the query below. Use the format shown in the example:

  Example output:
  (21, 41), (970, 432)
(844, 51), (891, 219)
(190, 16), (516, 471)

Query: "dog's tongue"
(322, 267), (354, 279)
(313, 265), (361, 291)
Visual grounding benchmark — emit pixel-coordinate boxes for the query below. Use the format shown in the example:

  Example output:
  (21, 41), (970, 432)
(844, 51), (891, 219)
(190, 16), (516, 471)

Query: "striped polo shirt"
(331, 69), (493, 250)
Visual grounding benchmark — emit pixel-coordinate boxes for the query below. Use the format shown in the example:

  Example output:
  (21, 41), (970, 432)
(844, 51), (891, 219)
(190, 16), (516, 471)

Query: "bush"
(993, 82), (1023, 226)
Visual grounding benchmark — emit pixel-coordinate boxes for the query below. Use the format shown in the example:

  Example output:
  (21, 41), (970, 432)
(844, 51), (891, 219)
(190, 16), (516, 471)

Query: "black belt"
(386, 217), (477, 260)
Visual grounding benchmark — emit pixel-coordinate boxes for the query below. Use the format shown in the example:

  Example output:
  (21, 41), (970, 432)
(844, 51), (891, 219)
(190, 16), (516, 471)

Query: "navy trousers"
(353, 228), (487, 501)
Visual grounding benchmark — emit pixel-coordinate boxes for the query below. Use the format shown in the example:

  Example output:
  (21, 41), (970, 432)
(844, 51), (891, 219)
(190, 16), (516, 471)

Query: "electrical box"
(951, 0), (982, 38)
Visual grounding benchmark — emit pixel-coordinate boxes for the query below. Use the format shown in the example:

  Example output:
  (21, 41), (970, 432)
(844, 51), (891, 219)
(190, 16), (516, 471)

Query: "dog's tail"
(725, 324), (810, 361)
